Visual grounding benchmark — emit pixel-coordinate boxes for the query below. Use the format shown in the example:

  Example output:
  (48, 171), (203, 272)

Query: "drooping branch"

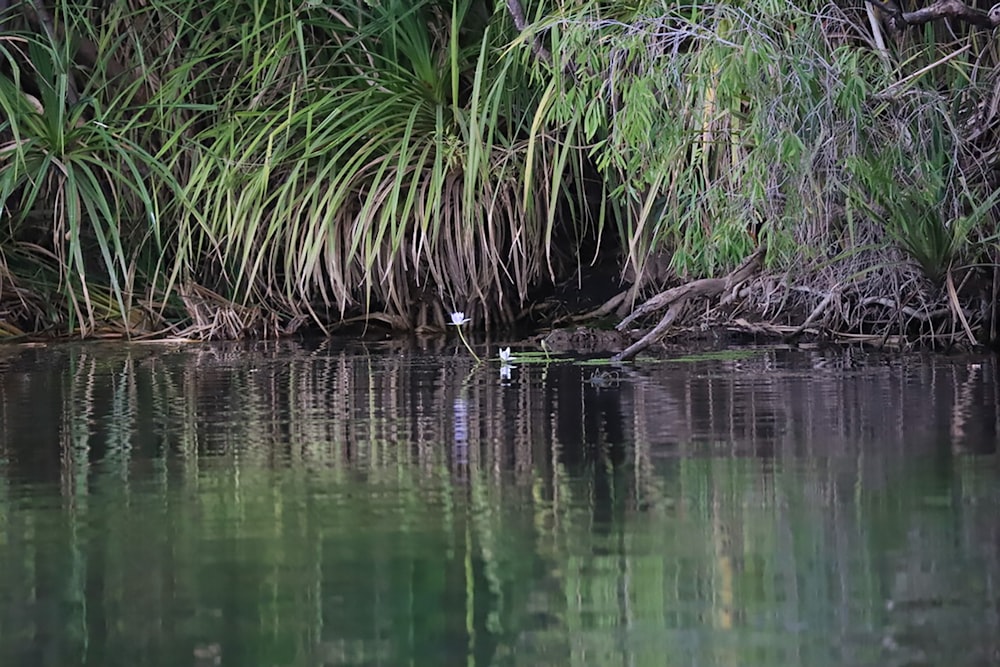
(868, 0), (1000, 31)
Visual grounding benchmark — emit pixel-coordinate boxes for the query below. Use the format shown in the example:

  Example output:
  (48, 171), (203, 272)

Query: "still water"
(0, 340), (998, 667)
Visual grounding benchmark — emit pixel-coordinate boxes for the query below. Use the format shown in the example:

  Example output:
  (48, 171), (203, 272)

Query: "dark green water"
(1, 341), (998, 667)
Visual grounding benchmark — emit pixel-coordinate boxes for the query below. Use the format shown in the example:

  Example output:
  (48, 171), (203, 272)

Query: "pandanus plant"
(173, 0), (580, 332)
(0, 32), (173, 335)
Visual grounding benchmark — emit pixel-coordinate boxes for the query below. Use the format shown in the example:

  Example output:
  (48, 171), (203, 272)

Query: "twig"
(878, 45), (971, 97)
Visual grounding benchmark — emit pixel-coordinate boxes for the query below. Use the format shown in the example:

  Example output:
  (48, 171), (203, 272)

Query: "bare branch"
(505, 0), (552, 67)
(868, 0), (1000, 30)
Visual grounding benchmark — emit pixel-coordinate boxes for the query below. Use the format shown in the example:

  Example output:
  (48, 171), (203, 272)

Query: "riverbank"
(4, 243), (993, 354)
(2, 2), (998, 348)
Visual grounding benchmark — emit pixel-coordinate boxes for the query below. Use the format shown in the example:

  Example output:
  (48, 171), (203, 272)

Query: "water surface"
(1, 341), (998, 666)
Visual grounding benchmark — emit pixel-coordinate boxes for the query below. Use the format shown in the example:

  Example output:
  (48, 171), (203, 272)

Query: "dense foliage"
(1, 0), (998, 344)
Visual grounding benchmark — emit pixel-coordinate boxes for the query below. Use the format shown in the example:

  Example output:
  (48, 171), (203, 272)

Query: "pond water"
(0, 339), (998, 667)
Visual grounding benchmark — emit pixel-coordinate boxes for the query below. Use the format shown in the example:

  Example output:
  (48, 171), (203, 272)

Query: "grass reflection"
(0, 344), (997, 666)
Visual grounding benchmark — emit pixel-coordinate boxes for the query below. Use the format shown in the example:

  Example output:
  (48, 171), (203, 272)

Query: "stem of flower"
(456, 327), (481, 362)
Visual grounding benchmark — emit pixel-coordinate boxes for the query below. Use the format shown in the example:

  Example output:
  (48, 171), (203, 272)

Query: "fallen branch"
(569, 288), (630, 323)
(612, 245), (766, 362)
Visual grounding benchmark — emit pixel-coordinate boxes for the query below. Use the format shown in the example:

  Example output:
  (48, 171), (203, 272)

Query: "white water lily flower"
(498, 347), (515, 364)
(449, 310), (480, 361)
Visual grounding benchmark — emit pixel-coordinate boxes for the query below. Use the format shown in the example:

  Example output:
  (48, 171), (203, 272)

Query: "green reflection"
(2, 456), (997, 667)
(0, 344), (997, 667)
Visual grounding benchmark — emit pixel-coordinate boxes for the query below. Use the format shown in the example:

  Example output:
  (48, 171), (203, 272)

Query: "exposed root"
(786, 284), (840, 341)
(602, 229), (997, 358)
(612, 245), (767, 361)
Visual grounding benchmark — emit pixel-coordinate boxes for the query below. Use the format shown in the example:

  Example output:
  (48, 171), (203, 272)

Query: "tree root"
(612, 245), (767, 362)
(603, 238), (995, 357)
(785, 284), (840, 341)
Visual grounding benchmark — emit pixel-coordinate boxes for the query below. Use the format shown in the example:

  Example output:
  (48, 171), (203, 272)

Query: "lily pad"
(663, 349), (762, 363)
(575, 357), (618, 366)
(631, 349), (762, 363)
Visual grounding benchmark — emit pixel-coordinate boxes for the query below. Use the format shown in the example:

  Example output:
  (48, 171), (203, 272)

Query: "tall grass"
(1, 0), (596, 336)
(171, 0), (581, 331)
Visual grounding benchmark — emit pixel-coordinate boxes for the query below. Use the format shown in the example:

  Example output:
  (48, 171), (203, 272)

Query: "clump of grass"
(167, 0), (584, 332)
(846, 112), (985, 286)
(0, 29), (176, 336)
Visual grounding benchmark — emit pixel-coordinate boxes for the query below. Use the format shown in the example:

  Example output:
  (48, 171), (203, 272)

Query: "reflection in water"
(0, 341), (998, 667)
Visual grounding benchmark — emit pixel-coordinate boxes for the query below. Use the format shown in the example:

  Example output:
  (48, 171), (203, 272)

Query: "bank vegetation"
(1, 0), (999, 349)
